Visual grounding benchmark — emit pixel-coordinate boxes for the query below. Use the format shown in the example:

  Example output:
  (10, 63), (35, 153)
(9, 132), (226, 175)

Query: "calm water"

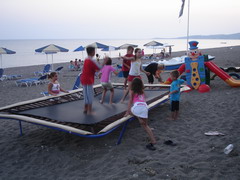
(0, 39), (240, 68)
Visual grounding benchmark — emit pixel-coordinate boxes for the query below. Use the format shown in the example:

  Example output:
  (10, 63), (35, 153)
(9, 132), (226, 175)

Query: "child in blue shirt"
(168, 70), (185, 120)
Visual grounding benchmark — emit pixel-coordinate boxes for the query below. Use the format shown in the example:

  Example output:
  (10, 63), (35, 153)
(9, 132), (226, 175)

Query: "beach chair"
(5, 73), (22, 80)
(0, 69), (5, 81)
(55, 66), (64, 74)
(41, 73), (81, 96)
(34, 64), (51, 76)
(16, 75), (47, 87)
(72, 73), (81, 90)
(0, 68), (22, 80)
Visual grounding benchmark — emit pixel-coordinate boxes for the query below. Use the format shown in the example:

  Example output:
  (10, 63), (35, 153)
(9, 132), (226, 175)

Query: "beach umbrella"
(35, 44), (69, 71)
(118, 43), (138, 50)
(86, 42), (109, 49)
(164, 44), (174, 56)
(0, 47), (16, 68)
(144, 41), (164, 53)
(101, 46), (118, 57)
(143, 41), (163, 47)
(74, 46), (85, 59)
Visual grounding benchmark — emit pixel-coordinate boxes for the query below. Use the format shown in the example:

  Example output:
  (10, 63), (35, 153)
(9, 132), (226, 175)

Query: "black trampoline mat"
(18, 88), (168, 124)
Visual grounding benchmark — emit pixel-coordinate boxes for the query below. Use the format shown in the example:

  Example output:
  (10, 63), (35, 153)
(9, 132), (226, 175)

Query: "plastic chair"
(16, 75), (47, 87)
(34, 64), (51, 76)
(55, 66), (64, 73)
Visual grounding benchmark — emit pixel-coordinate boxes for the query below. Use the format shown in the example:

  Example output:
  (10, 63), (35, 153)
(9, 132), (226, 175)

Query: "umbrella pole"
(51, 54), (54, 71)
(0, 54), (2, 68)
(46, 54), (48, 64)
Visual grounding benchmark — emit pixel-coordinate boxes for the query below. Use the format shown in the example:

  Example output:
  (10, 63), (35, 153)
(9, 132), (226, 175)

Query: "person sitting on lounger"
(48, 72), (68, 96)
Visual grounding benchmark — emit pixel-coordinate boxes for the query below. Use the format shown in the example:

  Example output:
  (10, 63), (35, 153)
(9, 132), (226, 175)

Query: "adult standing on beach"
(120, 48), (150, 102)
(80, 46), (106, 114)
(121, 46), (134, 90)
(145, 63), (165, 84)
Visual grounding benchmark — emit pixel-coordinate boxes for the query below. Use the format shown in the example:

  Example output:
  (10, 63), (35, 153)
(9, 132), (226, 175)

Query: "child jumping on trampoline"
(48, 72), (69, 96)
(125, 77), (157, 151)
(98, 57), (118, 104)
(168, 70), (185, 120)
(80, 46), (107, 114)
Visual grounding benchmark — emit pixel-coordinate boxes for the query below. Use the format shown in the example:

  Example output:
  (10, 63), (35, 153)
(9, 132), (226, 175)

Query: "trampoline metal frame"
(0, 83), (189, 145)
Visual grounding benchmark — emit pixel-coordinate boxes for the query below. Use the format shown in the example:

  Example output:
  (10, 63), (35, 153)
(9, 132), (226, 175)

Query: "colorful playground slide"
(205, 61), (240, 87)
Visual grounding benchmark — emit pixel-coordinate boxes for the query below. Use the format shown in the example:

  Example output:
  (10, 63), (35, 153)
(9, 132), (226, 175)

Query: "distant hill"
(154, 33), (240, 39)
(176, 33), (240, 39)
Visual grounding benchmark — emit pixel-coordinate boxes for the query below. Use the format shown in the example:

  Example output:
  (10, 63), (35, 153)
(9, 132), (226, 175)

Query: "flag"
(179, 0), (185, 18)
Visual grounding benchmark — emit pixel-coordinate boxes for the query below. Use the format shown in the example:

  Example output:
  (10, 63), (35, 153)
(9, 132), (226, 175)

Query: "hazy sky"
(1, 0), (239, 39)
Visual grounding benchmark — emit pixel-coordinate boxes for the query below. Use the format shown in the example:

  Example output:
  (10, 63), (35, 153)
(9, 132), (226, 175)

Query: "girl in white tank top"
(48, 72), (69, 96)
(120, 48), (150, 102)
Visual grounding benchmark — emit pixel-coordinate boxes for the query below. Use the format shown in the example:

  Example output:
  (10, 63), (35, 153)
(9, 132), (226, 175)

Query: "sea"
(0, 39), (240, 68)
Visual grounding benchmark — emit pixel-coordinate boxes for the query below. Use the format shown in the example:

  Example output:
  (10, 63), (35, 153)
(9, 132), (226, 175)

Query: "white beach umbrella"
(35, 44), (69, 71)
(144, 41), (164, 53)
(0, 47), (16, 68)
(118, 43), (138, 49)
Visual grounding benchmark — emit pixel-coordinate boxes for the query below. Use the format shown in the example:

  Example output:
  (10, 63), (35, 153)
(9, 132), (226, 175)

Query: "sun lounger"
(16, 75), (47, 87)
(34, 64), (51, 76)
(54, 66), (63, 74)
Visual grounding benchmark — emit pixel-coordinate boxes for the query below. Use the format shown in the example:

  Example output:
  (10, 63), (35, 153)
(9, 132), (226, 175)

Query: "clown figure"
(165, 41), (210, 93)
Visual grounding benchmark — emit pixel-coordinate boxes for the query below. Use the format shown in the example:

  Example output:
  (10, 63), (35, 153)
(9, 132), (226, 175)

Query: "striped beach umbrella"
(86, 42), (109, 49)
(101, 46), (118, 57)
(74, 46), (85, 59)
(144, 41), (164, 53)
(0, 47), (16, 68)
(35, 44), (69, 70)
(118, 43), (138, 50)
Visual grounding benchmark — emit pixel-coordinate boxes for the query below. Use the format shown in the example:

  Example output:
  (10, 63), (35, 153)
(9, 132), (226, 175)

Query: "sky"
(0, 0), (240, 39)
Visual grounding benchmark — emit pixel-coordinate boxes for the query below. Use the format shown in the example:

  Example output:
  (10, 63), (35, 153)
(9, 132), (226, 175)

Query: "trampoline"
(0, 83), (189, 144)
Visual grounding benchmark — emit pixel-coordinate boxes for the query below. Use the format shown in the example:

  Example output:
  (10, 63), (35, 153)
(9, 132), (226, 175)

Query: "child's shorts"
(131, 102), (148, 118)
(101, 82), (113, 90)
(128, 75), (141, 82)
(122, 71), (129, 78)
(171, 100), (179, 111)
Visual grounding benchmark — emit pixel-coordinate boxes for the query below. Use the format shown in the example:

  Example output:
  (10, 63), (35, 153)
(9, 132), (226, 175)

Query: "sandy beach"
(0, 46), (240, 179)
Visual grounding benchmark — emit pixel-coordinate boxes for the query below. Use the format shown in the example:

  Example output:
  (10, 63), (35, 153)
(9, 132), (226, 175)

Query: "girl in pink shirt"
(125, 77), (157, 151)
(99, 57), (118, 104)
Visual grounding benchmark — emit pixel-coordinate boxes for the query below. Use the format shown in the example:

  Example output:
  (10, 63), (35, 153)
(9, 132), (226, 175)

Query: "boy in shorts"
(121, 46), (134, 89)
(80, 46), (106, 114)
(168, 70), (185, 120)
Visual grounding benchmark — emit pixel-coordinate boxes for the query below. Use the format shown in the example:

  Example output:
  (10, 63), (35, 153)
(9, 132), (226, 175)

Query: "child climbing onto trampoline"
(168, 70), (185, 120)
(48, 72), (69, 96)
(98, 57), (118, 104)
(125, 77), (157, 151)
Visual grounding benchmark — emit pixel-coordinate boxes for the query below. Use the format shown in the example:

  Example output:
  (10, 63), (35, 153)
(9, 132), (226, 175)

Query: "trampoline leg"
(117, 120), (130, 145)
(19, 120), (23, 136)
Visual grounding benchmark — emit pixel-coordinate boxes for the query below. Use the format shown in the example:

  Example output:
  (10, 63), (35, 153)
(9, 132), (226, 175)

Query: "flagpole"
(186, 0), (190, 53)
